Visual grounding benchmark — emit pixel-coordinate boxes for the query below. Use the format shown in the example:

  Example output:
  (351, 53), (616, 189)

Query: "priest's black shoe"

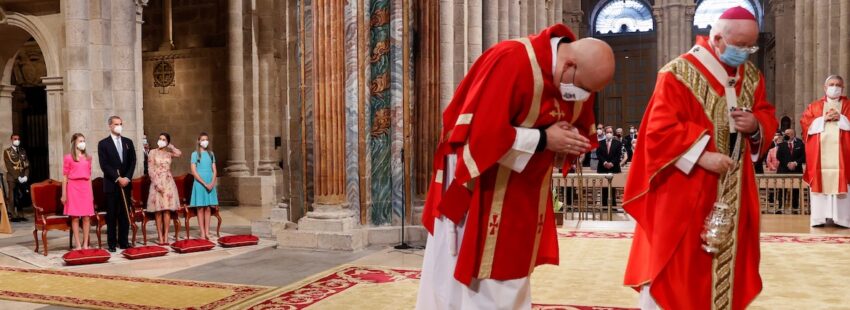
(107, 247), (117, 253)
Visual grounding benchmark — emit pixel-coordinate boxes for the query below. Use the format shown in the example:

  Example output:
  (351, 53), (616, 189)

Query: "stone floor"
(0, 209), (846, 309)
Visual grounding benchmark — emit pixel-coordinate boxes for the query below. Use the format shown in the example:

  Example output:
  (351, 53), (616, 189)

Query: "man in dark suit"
(3, 134), (30, 222)
(776, 128), (805, 211)
(597, 127), (622, 207)
(98, 116), (136, 252)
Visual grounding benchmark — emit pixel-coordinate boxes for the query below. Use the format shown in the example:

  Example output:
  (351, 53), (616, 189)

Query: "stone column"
(654, 1), (694, 69)
(43, 77), (64, 179)
(225, 0), (250, 176)
(159, 0), (173, 51)
(134, 1), (148, 177)
(482, 0), (498, 49)
(306, 0), (351, 220)
(413, 0), (441, 224)
(468, 0), (483, 62)
(276, 0), (365, 251)
(563, 0), (583, 36)
(257, 0), (277, 175)
(0, 84), (13, 151)
(440, 0), (455, 110)
(793, 0), (849, 131)
(771, 0), (795, 120)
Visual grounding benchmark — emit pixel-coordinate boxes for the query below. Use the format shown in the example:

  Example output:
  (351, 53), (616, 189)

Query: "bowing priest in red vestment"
(415, 24), (615, 310)
(622, 7), (777, 310)
(801, 75), (850, 228)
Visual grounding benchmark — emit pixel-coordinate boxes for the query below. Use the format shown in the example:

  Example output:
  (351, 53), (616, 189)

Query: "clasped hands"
(826, 109), (840, 122)
(545, 121), (591, 155)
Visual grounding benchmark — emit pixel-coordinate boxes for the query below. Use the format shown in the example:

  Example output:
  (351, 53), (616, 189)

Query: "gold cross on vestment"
(549, 101), (566, 120)
(488, 214), (500, 235)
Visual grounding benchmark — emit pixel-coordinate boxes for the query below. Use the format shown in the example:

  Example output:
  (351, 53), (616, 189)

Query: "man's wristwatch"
(748, 128), (761, 142)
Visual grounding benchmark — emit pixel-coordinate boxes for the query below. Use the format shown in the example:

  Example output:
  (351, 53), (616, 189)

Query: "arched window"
(592, 0), (655, 36)
(693, 0), (762, 30)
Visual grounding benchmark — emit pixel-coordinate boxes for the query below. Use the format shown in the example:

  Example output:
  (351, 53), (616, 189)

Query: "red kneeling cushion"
(62, 249), (111, 266)
(171, 239), (216, 253)
(218, 235), (259, 248)
(122, 246), (169, 260)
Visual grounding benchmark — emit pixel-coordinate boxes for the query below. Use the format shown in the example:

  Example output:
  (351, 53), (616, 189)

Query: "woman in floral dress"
(147, 133), (182, 245)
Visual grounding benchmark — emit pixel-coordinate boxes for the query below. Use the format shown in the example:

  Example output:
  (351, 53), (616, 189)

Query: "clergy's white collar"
(551, 37), (564, 77)
(688, 44), (740, 88)
(828, 97), (841, 103)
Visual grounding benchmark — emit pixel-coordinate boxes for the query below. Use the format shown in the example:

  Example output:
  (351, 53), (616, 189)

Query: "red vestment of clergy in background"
(420, 24), (598, 285)
(623, 36), (776, 309)
(801, 96), (850, 194)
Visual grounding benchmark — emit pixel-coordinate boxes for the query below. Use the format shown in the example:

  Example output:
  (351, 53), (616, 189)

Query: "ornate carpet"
(238, 232), (850, 309)
(0, 266), (273, 309)
(1, 232), (848, 309)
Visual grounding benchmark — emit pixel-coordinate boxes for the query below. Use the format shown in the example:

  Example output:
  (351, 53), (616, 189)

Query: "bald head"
(554, 38), (615, 93)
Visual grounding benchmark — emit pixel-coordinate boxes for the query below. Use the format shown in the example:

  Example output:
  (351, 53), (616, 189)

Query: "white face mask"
(157, 140), (167, 148)
(200, 140), (209, 148)
(113, 125), (123, 135)
(596, 129), (604, 136)
(606, 133), (614, 140)
(630, 129), (636, 134)
(142, 138), (148, 145)
(76, 142), (86, 151)
(559, 65), (591, 102)
(827, 86), (843, 99)
(11, 140), (20, 147)
(560, 83), (591, 102)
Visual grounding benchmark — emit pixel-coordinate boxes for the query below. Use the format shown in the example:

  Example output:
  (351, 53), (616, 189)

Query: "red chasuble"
(420, 24), (598, 285)
(623, 37), (776, 310)
(801, 96), (850, 193)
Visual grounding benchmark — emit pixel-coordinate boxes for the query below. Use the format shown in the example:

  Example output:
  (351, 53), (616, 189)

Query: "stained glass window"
(693, 0), (759, 29)
(593, 0), (654, 35)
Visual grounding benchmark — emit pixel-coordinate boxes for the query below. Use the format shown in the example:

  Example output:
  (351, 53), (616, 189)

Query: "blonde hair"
(70, 133), (87, 162)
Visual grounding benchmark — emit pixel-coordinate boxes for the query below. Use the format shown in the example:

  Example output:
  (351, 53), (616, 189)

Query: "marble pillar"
(225, 0), (250, 176)
(771, 0), (795, 121)
(134, 1), (147, 176)
(43, 77), (64, 179)
(413, 0), (441, 224)
(563, 0), (583, 36)
(159, 0), (173, 51)
(0, 84), (13, 153)
(794, 0), (850, 132)
(309, 0), (350, 215)
(257, 0), (278, 175)
(654, 0), (695, 69)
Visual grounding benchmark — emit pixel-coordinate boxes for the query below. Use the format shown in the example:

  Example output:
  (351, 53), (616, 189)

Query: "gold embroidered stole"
(820, 99), (842, 194)
(660, 58), (760, 310)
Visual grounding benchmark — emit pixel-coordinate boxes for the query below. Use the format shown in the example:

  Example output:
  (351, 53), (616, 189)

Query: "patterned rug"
(1, 232), (848, 309)
(0, 266), (273, 309)
(236, 232), (850, 309)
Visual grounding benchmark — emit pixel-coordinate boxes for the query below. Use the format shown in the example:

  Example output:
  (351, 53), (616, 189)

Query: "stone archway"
(0, 9), (64, 179)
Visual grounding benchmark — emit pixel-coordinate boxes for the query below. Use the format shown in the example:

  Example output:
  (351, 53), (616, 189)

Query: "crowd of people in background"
(2, 115), (220, 252)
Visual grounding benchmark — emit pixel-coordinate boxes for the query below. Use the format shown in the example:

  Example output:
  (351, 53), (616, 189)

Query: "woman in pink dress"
(147, 133), (182, 245)
(61, 133), (94, 250)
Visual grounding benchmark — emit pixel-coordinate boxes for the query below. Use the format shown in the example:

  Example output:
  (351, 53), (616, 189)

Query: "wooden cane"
(116, 170), (137, 235)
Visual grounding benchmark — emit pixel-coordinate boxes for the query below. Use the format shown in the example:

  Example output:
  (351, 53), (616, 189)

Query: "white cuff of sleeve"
(497, 127), (540, 173)
(840, 115), (850, 131)
(675, 135), (710, 175)
(808, 117), (825, 135)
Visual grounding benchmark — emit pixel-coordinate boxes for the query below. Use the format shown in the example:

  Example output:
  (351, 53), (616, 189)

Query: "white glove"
(18, 176), (27, 183)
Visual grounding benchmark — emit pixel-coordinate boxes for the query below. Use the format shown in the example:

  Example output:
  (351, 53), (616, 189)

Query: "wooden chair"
(31, 180), (69, 256)
(130, 177), (150, 245)
(181, 175), (223, 239)
(91, 178), (107, 248)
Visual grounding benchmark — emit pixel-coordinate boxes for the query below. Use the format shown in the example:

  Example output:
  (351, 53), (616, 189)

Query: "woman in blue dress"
(189, 132), (218, 240)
